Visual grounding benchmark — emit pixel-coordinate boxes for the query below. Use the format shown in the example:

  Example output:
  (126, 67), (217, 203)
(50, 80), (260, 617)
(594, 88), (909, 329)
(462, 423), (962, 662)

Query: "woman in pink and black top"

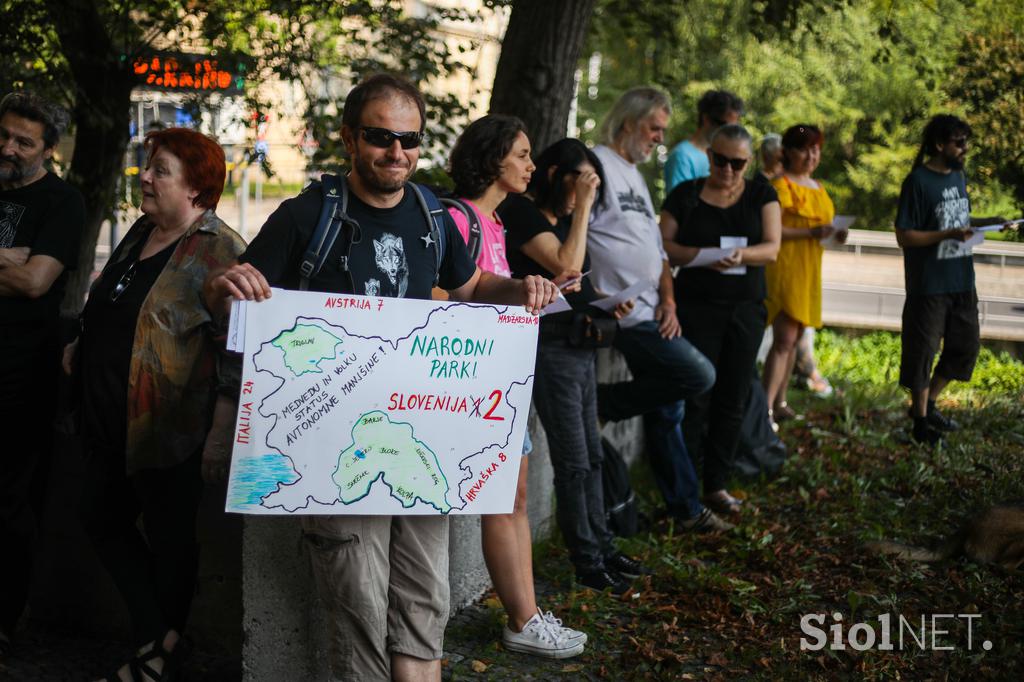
(446, 115), (585, 659)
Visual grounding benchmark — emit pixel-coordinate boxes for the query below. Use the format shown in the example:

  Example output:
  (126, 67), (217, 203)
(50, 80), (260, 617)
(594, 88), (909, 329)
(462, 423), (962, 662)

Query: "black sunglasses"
(711, 152), (749, 171)
(359, 126), (423, 150)
(109, 260), (138, 302)
(949, 136), (969, 149)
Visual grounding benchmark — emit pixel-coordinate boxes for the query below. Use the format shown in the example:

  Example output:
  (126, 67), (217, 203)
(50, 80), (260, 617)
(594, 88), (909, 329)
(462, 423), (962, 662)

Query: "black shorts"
(899, 290), (980, 391)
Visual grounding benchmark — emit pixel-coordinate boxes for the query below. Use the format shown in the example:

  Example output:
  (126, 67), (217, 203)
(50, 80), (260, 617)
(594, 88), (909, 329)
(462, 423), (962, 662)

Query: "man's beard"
(353, 154), (412, 194)
(624, 135), (653, 165)
(0, 155), (30, 183)
(945, 151), (965, 171)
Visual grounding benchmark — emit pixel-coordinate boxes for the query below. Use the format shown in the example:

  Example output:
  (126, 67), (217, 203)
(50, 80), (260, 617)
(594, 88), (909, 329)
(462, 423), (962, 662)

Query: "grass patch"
(457, 330), (1023, 679)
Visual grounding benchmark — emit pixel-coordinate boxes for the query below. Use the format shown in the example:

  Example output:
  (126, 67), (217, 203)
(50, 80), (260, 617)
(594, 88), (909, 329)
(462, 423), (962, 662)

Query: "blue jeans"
(599, 321), (715, 519)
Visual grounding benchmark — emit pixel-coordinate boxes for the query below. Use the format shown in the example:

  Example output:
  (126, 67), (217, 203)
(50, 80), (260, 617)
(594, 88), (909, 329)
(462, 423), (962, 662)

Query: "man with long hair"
(895, 114), (1007, 445)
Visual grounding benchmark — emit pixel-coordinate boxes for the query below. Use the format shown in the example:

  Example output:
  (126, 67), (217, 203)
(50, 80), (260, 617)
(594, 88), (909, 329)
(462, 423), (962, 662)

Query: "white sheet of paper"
(683, 247), (732, 269)
(590, 279), (656, 312)
(833, 215), (857, 231)
(974, 218), (1024, 232)
(540, 294), (572, 316)
(228, 300), (246, 352)
(821, 215), (856, 246)
(963, 230), (985, 248)
(719, 236), (748, 275)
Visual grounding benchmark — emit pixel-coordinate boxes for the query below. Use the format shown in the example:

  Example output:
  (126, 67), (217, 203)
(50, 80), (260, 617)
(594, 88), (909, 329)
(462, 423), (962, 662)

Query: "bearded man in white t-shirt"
(587, 87), (732, 532)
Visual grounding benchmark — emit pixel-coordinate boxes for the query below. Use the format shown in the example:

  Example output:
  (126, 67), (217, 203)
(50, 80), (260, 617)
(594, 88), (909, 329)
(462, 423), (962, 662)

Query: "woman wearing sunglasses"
(63, 128), (244, 681)
(501, 138), (649, 596)
(444, 116), (589, 659)
(660, 124), (781, 516)
(761, 124), (841, 430)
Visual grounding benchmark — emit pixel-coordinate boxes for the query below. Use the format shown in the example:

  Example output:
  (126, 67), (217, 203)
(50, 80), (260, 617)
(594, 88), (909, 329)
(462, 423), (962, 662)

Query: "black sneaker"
(911, 417), (943, 446)
(604, 552), (653, 578)
(576, 568), (631, 594)
(927, 405), (960, 432)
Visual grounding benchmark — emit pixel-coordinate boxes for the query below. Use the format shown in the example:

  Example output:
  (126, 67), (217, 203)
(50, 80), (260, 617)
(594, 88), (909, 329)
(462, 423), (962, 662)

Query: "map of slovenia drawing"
(226, 301), (537, 515)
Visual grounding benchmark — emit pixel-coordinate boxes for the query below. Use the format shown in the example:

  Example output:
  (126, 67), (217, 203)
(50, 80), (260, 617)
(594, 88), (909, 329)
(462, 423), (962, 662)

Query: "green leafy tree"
(0, 0), (472, 314)
(575, 0), (1023, 227)
(948, 30), (1024, 227)
(488, 0), (598, 153)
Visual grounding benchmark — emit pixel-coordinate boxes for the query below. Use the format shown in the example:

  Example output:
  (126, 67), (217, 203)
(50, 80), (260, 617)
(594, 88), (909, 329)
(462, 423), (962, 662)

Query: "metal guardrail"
(831, 229), (1024, 268)
(823, 282), (1024, 341)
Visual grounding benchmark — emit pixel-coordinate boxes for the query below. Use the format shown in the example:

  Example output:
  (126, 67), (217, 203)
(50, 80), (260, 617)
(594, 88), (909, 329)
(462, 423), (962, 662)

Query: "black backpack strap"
(439, 197), (482, 261)
(408, 183), (447, 286)
(299, 174), (346, 291)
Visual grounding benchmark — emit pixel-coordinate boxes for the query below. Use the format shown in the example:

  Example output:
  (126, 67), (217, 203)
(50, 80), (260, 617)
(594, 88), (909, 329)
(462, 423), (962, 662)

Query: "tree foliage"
(576, 0), (1024, 227)
(488, 0), (598, 153)
(948, 30), (1024, 222)
(0, 0), (473, 313)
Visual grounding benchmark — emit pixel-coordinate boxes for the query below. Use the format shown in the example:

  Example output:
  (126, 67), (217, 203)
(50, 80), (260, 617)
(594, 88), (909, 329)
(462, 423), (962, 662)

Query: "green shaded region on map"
(333, 410), (451, 512)
(271, 323), (344, 376)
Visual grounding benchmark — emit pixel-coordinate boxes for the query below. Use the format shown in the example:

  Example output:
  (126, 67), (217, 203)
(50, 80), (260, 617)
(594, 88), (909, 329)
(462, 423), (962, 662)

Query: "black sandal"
(101, 632), (189, 682)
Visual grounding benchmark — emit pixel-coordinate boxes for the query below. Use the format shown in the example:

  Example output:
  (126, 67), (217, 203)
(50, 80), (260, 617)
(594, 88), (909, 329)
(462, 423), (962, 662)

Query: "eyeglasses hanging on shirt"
(109, 259), (138, 302)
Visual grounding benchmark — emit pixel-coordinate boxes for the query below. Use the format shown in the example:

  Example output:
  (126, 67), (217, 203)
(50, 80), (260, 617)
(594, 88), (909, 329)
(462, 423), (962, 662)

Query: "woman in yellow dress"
(763, 125), (843, 427)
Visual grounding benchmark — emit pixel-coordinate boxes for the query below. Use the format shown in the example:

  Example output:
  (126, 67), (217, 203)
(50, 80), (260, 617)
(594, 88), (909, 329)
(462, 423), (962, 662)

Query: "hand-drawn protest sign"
(226, 289), (538, 515)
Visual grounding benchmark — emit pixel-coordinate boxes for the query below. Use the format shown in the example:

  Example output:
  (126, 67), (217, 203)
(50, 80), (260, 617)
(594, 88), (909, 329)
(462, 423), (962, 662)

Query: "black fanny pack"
(541, 312), (617, 349)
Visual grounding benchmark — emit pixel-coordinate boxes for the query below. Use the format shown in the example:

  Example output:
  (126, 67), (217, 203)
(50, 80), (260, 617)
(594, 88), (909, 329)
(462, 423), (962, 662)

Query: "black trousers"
(0, 325), (60, 635)
(533, 342), (615, 573)
(677, 299), (767, 492)
(80, 445), (204, 647)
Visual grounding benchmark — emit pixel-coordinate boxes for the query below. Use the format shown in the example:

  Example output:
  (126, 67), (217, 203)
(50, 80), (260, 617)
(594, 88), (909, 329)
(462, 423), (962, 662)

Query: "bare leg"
(481, 457), (537, 632)
(928, 373), (950, 405)
(391, 654), (440, 682)
(762, 313), (802, 411)
(779, 338), (801, 408)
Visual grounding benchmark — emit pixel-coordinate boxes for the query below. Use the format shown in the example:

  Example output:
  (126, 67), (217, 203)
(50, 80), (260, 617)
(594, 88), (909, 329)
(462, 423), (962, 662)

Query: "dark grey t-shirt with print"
(895, 166), (973, 296)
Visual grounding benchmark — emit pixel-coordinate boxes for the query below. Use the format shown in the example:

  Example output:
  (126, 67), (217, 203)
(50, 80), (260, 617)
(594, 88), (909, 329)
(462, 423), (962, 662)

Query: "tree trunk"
(489, 0), (598, 154)
(46, 0), (135, 317)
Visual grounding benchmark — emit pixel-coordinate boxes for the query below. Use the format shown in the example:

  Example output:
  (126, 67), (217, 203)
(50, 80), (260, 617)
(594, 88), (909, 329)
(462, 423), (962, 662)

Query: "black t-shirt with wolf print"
(0, 172), (84, 327)
(241, 182), (476, 299)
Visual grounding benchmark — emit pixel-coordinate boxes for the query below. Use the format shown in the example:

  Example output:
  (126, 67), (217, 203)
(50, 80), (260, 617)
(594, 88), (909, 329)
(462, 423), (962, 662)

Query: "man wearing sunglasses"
(895, 114), (1009, 446)
(0, 92), (84, 657)
(664, 89), (744, 193)
(205, 74), (558, 681)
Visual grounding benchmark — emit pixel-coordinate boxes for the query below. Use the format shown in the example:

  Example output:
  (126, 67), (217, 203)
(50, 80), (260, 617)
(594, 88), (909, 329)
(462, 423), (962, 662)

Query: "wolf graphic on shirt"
(0, 200), (26, 248)
(373, 232), (409, 297)
(934, 185), (972, 260)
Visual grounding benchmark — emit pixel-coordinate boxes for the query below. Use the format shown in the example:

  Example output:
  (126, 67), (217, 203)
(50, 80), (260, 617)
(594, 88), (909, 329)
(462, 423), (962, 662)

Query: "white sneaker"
(502, 613), (585, 659)
(539, 609), (588, 645)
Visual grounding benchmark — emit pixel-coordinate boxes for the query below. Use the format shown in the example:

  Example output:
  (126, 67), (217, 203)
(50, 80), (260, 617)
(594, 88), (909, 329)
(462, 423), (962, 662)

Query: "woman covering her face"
(500, 137), (650, 597)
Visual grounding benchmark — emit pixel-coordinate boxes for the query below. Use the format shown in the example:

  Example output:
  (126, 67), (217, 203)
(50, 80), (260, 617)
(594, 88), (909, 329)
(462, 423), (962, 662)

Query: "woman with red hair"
(63, 127), (245, 681)
(762, 124), (842, 429)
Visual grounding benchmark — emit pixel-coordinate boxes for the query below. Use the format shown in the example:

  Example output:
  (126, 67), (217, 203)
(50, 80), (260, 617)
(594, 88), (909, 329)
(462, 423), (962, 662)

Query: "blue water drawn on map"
(229, 453), (301, 508)
(355, 449), (366, 460)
